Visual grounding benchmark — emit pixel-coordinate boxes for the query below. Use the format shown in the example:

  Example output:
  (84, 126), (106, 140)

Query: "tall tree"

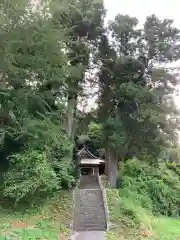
(51, 0), (105, 139)
(0, 0), (78, 201)
(97, 14), (180, 187)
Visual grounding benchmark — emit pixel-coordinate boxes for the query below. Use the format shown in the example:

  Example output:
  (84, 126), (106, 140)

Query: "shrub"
(121, 158), (180, 218)
(0, 112), (78, 206)
(3, 150), (60, 205)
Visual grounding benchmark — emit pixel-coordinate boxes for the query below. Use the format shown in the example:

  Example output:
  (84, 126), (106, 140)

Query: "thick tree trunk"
(104, 150), (109, 175)
(67, 97), (74, 139)
(108, 151), (118, 188)
(107, 152), (111, 180)
(67, 92), (78, 140)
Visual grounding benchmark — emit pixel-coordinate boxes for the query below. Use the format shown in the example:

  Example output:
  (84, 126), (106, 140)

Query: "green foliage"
(98, 14), (180, 161)
(105, 117), (127, 154)
(87, 122), (104, 148)
(0, 1), (77, 205)
(121, 158), (180, 217)
(4, 151), (59, 204)
(106, 178), (180, 240)
(78, 122), (105, 156)
(77, 134), (90, 145)
(1, 0), (180, 212)
(106, 157), (180, 239)
(2, 112), (77, 204)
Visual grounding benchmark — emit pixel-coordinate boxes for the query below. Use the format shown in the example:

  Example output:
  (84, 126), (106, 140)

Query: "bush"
(121, 158), (180, 218)
(0, 112), (78, 206)
(3, 150), (60, 205)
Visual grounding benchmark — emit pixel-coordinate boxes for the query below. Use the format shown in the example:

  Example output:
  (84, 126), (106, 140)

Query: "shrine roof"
(80, 158), (105, 165)
(78, 147), (105, 165)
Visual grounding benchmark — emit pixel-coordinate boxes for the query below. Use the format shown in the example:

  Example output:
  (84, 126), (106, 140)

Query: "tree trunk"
(108, 151), (118, 188)
(67, 94), (77, 139)
(104, 150), (109, 175)
(107, 151), (111, 180)
(67, 97), (74, 138)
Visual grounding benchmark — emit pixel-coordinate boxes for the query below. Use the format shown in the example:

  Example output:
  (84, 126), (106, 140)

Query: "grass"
(0, 190), (73, 240)
(151, 217), (180, 240)
(102, 176), (180, 240)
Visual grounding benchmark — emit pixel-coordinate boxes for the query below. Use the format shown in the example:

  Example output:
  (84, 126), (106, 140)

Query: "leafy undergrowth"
(0, 190), (72, 240)
(106, 187), (180, 240)
(103, 158), (180, 240)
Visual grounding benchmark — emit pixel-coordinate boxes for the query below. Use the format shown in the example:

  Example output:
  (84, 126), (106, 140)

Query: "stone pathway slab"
(72, 231), (105, 240)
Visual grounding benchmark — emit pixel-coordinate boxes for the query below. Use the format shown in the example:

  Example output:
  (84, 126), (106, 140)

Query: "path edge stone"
(71, 179), (80, 235)
(97, 175), (111, 230)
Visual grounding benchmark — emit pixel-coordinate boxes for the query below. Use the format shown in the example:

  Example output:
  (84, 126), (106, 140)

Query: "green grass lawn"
(103, 176), (180, 240)
(0, 190), (73, 240)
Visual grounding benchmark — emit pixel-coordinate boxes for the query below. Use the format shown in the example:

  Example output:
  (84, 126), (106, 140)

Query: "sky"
(104, 0), (180, 27)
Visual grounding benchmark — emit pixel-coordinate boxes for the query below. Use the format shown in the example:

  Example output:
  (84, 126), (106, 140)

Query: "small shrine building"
(78, 147), (105, 176)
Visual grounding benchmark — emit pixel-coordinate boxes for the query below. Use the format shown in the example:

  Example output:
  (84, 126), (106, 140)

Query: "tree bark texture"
(108, 151), (118, 188)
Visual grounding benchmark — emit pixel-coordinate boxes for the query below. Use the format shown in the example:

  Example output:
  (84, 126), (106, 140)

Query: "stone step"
(79, 207), (105, 211)
(80, 177), (97, 179)
(77, 222), (106, 228)
(79, 178), (98, 182)
(75, 219), (106, 223)
(79, 209), (105, 212)
(79, 198), (103, 202)
(79, 203), (103, 207)
(79, 202), (103, 205)
(73, 176), (107, 231)
(79, 213), (105, 216)
(80, 179), (98, 182)
(80, 191), (102, 195)
(80, 180), (98, 182)
(77, 221), (106, 225)
(79, 190), (102, 194)
(79, 186), (100, 189)
(79, 213), (105, 217)
(79, 176), (99, 189)
(80, 176), (97, 179)
(80, 181), (98, 183)
(79, 206), (104, 209)
(75, 226), (107, 231)
(79, 197), (102, 200)
(77, 218), (106, 223)
(79, 205), (105, 209)
(79, 199), (102, 202)
(79, 198), (102, 201)
(80, 198), (103, 201)
(79, 208), (104, 211)
(77, 224), (106, 228)
(74, 222), (106, 226)
(78, 216), (106, 220)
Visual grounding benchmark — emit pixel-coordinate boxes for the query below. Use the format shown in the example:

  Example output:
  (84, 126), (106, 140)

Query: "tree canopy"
(0, 0), (180, 201)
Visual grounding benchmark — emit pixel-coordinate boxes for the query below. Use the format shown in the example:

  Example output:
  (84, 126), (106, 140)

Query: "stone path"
(72, 231), (105, 240)
(74, 176), (106, 231)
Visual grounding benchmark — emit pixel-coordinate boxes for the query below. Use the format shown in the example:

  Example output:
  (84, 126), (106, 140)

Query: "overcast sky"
(104, 0), (180, 27)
